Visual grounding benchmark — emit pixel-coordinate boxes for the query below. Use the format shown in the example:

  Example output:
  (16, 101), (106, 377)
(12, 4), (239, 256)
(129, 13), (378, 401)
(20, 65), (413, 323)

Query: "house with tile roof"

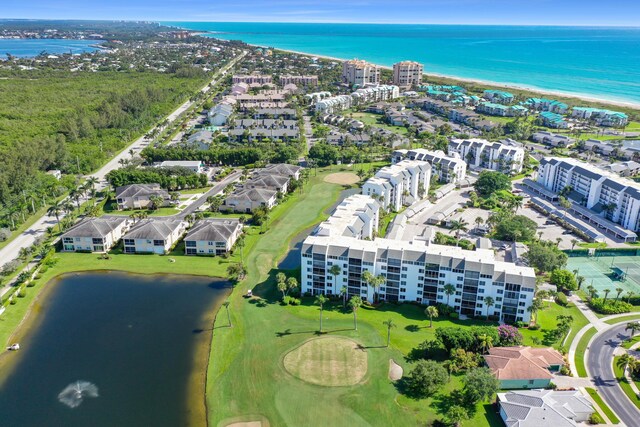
(122, 219), (187, 254)
(484, 346), (564, 389)
(184, 219), (243, 256)
(497, 389), (593, 427)
(115, 183), (171, 210)
(61, 217), (130, 252)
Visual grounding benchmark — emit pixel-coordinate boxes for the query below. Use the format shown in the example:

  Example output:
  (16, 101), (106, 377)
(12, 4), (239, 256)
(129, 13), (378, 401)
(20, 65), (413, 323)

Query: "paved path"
(177, 171), (241, 217)
(0, 51), (247, 287)
(587, 323), (640, 427)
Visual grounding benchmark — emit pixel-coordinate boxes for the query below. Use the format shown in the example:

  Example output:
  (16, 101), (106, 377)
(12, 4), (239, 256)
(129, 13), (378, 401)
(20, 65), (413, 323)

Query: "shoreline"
(206, 35), (640, 110)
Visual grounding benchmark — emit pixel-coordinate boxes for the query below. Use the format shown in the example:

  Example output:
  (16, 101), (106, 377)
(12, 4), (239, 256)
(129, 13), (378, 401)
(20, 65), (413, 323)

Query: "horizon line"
(1, 18), (640, 28)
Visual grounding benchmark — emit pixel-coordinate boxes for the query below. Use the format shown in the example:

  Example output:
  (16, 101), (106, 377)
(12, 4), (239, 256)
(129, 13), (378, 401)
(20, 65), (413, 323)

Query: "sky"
(2, 0), (640, 26)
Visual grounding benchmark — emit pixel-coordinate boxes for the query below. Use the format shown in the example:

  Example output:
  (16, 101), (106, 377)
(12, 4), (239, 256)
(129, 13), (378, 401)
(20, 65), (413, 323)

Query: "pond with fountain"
(0, 271), (229, 426)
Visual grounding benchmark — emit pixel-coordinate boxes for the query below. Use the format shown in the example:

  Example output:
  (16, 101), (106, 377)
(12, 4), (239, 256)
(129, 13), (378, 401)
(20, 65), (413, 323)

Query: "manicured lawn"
(613, 356), (640, 410)
(179, 186), (213, 195)
(605, 314), (640, 325)
(519, 301), (589, 349)
(102, 203), (181, 217)
(206, 168), (502, 426)
(622, 335), (640, 350)
(585, 387), (621, 424)
(347, 111), (409, 135)
(575, 327), (597, 377)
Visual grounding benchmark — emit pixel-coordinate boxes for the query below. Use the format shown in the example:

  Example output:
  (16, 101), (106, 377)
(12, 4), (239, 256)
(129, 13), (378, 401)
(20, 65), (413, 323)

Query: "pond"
(0, 271), (229, 427)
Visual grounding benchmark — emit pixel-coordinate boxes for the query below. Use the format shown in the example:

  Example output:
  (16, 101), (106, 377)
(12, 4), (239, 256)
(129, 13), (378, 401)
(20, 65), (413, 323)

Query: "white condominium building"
(538, 157), (640, 232)
(278, 75), (319, 87)
(342, 59), (380, 87)
(351, 85), (400, 104)
(362, 160), (431, 211)
(392, 61), (424, 88)
(448, 138), (525, 174)
(232, 74), (273, 85)
(315, 95), (353, 114)
(392, 149), (467, 184)
(301, 195), (535, 323)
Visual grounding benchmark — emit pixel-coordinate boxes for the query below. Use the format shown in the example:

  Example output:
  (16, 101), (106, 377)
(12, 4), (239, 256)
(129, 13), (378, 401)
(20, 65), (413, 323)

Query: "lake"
(0, 271), (229, 427)
(0, 39), (103, 57)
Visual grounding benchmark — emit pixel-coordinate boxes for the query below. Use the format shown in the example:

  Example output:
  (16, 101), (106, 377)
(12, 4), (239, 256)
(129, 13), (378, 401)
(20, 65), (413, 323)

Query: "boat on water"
(7, 343), (20, 351)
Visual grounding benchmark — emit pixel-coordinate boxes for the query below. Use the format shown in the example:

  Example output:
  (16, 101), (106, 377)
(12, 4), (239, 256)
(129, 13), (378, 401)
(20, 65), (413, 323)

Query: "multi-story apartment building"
(392, 61), (423, 88)
(232, 73), (273, 85)
(448, 138), (525, 174)
(278, 75), (318, 87)
(476, 102), (528, 117)
(524, 98), (569, 114)
(483, 90), (515, 104)
(351, 85), (400, 104)
(392, 149), (467, 184)
(342, 59), (380, 87)
(537, 157), (640, 235)
(362, 160), (431, 211)
(571, 107), (628, 127)
(315, 95), (353, 114)
(301, 195), (535, 323)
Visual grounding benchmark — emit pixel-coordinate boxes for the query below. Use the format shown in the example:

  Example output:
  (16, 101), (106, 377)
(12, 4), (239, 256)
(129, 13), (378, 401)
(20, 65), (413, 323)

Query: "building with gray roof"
(122, 219), (187, 254)
(61, 217), (130, 252)
(115, 183), (171, 210)
(497, 389), (593, 427)
(184, 219), (243, 256)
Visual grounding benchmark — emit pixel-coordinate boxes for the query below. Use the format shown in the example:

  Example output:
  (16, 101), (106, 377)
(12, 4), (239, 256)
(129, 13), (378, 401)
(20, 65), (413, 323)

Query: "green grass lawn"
(519, 301), (589, 349)
(346, 111), (409, 135)
(101, 201), (181, 217)
(613, 356), (640, 410)
(179, 186), (213, 195)
(622, 335), (640, 350)
(575, 327), (597, 377)
(585, 387), (621, 424)
(605, 314), (640, 325)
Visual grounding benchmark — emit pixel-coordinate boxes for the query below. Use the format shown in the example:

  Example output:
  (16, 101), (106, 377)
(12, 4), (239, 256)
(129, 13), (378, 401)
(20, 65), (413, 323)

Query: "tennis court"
(567, 255), (640, 295)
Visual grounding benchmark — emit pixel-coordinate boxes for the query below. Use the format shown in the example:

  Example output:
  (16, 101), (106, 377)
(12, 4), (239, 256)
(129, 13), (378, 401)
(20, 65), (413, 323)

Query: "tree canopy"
(524, 240), (568, 272)
(473, 170), (511, 197)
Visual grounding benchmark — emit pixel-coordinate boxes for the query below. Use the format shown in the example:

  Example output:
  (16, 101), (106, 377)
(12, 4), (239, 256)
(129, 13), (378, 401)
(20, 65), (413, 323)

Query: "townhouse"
(536, 157), (640, 237)
(524, 98), (569, 114)
(301, 195), (535, 323)
(122, 219), (187, 254)
(208, 100), (235, 126)
(483, 90), (515, 104)
(476, 102), (528, 117)
(220, 187), (278, 213)
(531, 131), (574, 147)
(351, 85), (400, 105)
(448, 138), (525, 174)
(315, 95), (353, 114)
(571, 107), (628, 127)
(539, 111), (569, 129)
(278, 75), (318, 87)
(61, 217), (130, 252)
(115, 183), (171, 210)
(362, 160), (431, 211)
(184, 219), (243, 256)
(392, 149), (467, 184)
(187, 130), (215, 150)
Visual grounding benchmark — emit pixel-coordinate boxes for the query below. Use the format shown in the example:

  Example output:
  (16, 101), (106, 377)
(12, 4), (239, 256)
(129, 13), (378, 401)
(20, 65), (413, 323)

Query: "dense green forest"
(0, 70), (208, 228)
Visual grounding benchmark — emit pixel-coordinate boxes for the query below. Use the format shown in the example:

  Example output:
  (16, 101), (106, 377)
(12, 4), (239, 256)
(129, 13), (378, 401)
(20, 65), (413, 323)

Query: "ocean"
(0, 38), (102, 57)
(166, 22), (640, 106)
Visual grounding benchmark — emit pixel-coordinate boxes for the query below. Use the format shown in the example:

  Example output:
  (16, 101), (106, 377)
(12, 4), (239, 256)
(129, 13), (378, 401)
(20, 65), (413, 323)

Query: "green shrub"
(290, 298), (301, 306)
(555, 293), (568, 306)
(17, 289), (26, 298)
(589, 413), (604, 424)
(10, 298), (17, 305)
(559, 365), (572, 376)
(528, 324), (540, 331)
(26, 281), (36, 288)
(589, 298), (632, 314)
(449, 312), (459, 319)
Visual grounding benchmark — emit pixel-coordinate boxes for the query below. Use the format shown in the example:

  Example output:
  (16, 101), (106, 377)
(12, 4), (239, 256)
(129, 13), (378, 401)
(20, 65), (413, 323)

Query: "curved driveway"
(588, 323), (640, 426)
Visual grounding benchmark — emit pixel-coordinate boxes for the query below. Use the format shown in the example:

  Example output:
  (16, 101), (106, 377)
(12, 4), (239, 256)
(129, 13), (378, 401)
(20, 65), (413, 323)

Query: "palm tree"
(329, 264), (342, 290)
(603, 288), (611, 303)
(617, 353), (635, 373)
(626, 322), (640, 340)
(276, 272), (287, 299)
(483, 296), (495, 317)
(576, 275), (585, 290)
(349, 295), (362, 330)
(222, 300), (232, 327)
(443, 284), (456, 306)
(571, 239), (578, 250)
(339, 285), (348, 309)
(235, 235), (245, 264)
(448, 219), (468, 245)
(477, 334), (493, 354)
(615, 287), (624, 302)
(627, 291), (635, 304)
(315, 294), (328, 333)
(149, 195), (164, 210)
(425, 306), (439, 328)
(586, 285), (597, 300)
(474, 216), (484, 232)
(47, 201), (64, 231)
(383, 319), (396, 347)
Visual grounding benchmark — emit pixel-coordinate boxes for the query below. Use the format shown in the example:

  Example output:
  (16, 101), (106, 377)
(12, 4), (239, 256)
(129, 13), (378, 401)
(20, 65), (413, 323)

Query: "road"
(177, 171), (241, 217)
(0, 51), (247, 279)
(587, 323), (640, 427)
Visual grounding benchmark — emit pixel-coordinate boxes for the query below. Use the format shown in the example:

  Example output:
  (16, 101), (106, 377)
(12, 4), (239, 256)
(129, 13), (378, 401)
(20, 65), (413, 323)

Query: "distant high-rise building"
(342, 59), (380, 87)
(392, 61), (423, 88)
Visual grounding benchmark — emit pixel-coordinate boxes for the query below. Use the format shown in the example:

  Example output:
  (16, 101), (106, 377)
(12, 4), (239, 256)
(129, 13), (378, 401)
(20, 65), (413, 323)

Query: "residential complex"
(315, 95), (353, 114)
(497, 389), (593, 427)
(184, 219), (243, 256)
(483, 90), (515, 104)
(122, 219), (187, 254)
(232, 73), (273, 85)
(484, 346), (564, 389)
(115, 183), (171, 210)
(362, 160), (431, 211)
(448, 138), (525, 174)
(539, 111), (568, 129)
(278, 75), (318, 87)
(61, 217), (130, 252)
(392, 149), (467, 184)
(531, 131), (574, 147)
(351, 85), (400, 104)
(523, 98), (568, 114)
(571, 107), (628, 127)
(301, 194), (536, 323)
(477, 102), (528, 117)
(535, 157), (640, 237)
(392, 61), (423, 88)
(342, 59), (380, 87)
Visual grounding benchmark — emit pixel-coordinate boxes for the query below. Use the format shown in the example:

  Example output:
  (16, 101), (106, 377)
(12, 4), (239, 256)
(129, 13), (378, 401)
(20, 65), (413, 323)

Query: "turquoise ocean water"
(0, 38), (101, 57)
(167, 22), (640, 105)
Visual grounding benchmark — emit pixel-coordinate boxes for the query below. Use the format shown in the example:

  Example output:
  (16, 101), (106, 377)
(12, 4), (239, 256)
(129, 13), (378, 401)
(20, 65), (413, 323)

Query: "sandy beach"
(208, 35), (640, 110)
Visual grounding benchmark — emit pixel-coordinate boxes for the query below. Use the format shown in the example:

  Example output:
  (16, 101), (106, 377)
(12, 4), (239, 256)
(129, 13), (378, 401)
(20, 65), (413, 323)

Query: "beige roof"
(484, 346), (564, 381)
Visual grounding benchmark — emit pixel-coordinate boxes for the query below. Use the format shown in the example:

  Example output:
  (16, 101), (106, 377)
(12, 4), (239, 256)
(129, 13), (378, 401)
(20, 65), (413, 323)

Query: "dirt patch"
(388, 359), (403, 381)
(323, 172), (359, 185)
(226, 422), (262, 427)
(222, 415), (270, 427)
(283, 337), (367, 386)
